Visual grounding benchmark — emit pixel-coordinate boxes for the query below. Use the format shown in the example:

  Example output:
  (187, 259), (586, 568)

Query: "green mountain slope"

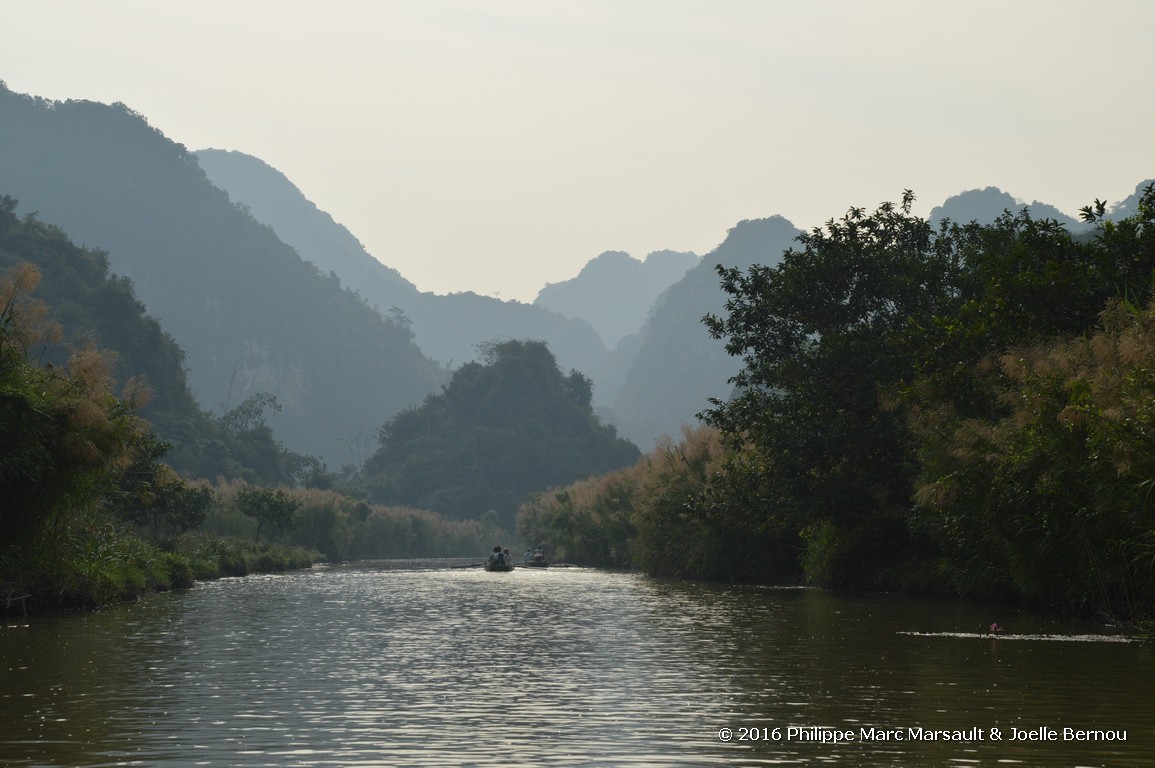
(192, 148), (611, 398)
(0, 196), (198, 438)
(0, 83), (445, 465)
(0, 198), (307, 484)
(611, 216), (802, 449)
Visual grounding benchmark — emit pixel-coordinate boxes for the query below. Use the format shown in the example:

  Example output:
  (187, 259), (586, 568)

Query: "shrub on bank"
(2, 522), (198, 613)
(1, 525), (317, 615)
(173, 533), (316, 580)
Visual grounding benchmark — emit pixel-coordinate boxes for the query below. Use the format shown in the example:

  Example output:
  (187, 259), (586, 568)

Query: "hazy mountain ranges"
(196, 149), (1154, 452)
(192, 149), (801, 448)
(198, 149), (700, 355)
(192, 149), (422, 314)
(4, 81), (1149, 465)
(533, 249), (700, 348)
(0, 84), (445, 468)
(194, 149), (611, 406)
(927, 184), (1151, 228)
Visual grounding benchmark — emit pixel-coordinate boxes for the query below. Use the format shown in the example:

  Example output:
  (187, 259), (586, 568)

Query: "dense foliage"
(0, 205), (503, 614)
(1, 263), (149, 547)
(523, 187), (1155, 623)
(0, 260), (196, 610)
(518, 425), (798, 580)
(198, 482), (503, 564)
(361, 339), (640, 527)
(0, 197), (318, 487)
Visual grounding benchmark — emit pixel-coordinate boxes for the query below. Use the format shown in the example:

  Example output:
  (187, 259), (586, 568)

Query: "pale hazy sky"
(3, 0), (1153, 302)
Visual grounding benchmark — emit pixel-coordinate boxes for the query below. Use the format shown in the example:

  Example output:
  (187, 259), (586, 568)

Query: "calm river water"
(2, 560), (1152, 767)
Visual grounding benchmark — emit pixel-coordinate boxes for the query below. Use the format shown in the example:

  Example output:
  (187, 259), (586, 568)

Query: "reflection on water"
(898, 630), (1138, 642)
(2, 560), (1152, 767)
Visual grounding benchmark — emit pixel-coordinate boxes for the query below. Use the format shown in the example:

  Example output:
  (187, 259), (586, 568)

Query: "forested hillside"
(0, 198), (196, 435)
(193, 149), (421, 311)
(193, 149), (611, 396)
(523, 188), (1155, 623)
(360, 339), (640, 527)
(0, 198), (319, 485)
(0, 83), (445, 466)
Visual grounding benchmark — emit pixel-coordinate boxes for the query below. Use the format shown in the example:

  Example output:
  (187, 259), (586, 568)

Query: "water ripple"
(2, 561), (1153, 766)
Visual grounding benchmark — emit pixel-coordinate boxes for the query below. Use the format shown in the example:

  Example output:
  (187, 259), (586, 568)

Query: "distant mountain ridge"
(929, 187), (1085, 228)
(534, 249), (699, 348)
(0, 83), (445, 466)
(610, 216), (802, 448)
(6, 78), (1149, 502)
(194, 149), (420, 310)
(928, 183), (1154, 227)
(193, 149), (613, 408)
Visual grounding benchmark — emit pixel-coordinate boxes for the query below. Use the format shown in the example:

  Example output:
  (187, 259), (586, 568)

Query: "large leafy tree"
(0, 263), (152, 547)
(904, 187), (1155, 617)
(702, 193), (958, 585)
(107, 432), (214, 540)
(235, 486), (301, 544)
(701, 188), (1155, 590)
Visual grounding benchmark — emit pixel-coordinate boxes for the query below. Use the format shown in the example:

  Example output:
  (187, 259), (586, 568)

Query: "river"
(2, 559), (1152, 767)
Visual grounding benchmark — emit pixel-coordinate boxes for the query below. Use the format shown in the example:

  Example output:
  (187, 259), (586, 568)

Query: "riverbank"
(8, 535), (1149, 645)
(2, 530), (318, 615)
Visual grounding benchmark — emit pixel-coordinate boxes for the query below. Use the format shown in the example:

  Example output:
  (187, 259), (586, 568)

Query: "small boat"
(484, 561), (515, 572)
(524, 559), (548, 568)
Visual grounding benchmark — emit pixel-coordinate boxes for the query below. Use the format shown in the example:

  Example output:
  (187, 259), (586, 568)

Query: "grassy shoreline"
(2, 532), (319, 616)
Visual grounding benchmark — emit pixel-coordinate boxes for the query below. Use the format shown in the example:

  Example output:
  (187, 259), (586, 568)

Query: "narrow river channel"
(2, 560), (1152, 766)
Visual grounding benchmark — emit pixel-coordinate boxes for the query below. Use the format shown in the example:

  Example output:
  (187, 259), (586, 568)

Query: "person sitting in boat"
(502, 548), (512, 565)
(489, 546), (505, 565)
(523, 549), (533, 563)
(533, 545), (546, 563)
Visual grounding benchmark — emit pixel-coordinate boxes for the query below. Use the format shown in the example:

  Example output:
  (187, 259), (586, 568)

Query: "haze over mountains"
(0, 84), (444, 466)
(192, 148), (802, 448)
(611, 216), (800, 446)
(2, 81), (1150, 464)
(533, 249), (699, 349)
(928, 184), (1152, 228)
(194, 148), (611, 406)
